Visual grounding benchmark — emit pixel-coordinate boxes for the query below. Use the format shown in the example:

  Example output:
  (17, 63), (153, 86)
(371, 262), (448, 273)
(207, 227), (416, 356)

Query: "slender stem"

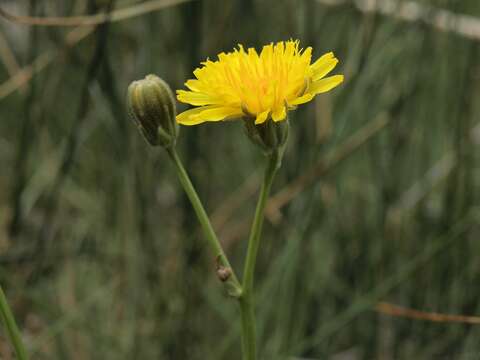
(240, 151), (279, 360)
(0, 286), (29, 360)
(239, 296), (256, 360)
(166, 147), (242, 297)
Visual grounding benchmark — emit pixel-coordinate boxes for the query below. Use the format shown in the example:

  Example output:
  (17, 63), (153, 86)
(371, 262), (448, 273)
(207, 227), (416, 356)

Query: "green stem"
(166, 147), (242, 297)
(0, 286), (29, 360)
(240, 151), (279, 360)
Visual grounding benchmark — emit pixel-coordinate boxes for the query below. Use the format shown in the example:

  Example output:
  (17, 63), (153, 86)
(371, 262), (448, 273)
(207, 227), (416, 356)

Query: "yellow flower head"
(176, 40), (344, 126)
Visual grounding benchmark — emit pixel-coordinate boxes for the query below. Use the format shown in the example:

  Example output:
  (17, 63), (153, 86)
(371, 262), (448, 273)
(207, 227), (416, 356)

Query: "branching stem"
(166, 147), (242, 297)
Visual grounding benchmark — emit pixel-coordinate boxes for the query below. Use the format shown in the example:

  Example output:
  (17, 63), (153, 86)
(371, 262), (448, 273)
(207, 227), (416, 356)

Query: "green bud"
(243, 116), (289, 160)
(127, 74), (178, 147)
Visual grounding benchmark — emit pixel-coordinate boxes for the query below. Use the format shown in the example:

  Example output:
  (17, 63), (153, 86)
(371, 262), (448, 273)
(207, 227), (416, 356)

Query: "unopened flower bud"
(127, 74), (178, 147)
(243, 116), (289, 160)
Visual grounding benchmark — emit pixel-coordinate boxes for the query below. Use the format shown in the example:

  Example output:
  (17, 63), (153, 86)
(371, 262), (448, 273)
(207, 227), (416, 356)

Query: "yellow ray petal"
(185, 79), (203, 91)
(255, 110), (270, 124)
(188, 106), (243, 125)
(289, 93), (314, 106)
(308, 75), (344, 95)
(177, 90), (221, 106)
(176, 106), (214, 125)
(310, 52), (334, 72)
(311, 58), (339, 81)
(272, 106), (287, 122)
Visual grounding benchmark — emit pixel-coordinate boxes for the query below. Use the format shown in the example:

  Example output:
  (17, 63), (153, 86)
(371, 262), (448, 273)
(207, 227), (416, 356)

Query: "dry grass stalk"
(376, 301), (480, 324)
(317, 0), (480, 41)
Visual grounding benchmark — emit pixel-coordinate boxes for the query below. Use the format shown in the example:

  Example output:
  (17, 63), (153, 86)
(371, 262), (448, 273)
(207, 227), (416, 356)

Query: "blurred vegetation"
(1, 0), (480, 359)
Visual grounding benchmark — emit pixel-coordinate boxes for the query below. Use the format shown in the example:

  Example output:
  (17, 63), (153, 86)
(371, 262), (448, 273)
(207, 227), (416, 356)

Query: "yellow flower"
(176, 40), (343, 126)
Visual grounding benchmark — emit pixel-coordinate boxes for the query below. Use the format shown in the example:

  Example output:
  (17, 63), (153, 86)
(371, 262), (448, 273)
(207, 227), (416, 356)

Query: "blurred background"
(1, 0), (480, 359)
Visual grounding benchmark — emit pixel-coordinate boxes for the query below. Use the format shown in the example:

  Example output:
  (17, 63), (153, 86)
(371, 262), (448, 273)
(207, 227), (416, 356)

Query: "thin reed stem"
(0, 286), (29, 360)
